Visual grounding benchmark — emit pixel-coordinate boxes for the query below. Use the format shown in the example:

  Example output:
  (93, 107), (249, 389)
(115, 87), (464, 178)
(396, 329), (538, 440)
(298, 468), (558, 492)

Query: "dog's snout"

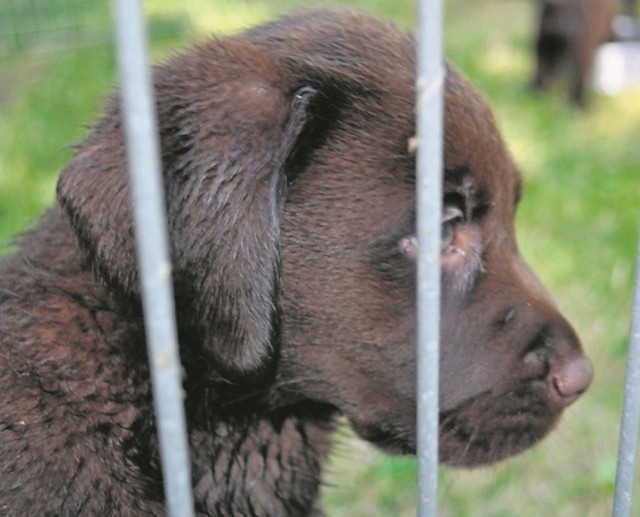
(550, 355), (593, 405)
(509, 260), (593, 408)
(511, 258), (593, 404)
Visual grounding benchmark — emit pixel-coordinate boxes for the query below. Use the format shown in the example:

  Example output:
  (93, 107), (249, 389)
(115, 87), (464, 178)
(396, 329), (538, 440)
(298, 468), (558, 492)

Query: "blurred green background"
(0, 0), (638, 515)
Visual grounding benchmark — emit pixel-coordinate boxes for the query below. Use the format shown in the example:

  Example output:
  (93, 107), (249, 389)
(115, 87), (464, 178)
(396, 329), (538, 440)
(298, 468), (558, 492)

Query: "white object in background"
(593, 41), (640, 94)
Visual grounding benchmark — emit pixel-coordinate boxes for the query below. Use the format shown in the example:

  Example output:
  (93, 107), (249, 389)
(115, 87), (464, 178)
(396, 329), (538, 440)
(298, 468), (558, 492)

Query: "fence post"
(416, 1), (445, 516)
(111, 1), (195, 515)
(613, 229), (640, 517)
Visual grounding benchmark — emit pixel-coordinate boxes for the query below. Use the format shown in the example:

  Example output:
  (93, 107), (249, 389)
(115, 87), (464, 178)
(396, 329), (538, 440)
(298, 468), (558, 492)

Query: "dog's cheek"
(278, 255), (419, 451)
(332, 349), (418, 455)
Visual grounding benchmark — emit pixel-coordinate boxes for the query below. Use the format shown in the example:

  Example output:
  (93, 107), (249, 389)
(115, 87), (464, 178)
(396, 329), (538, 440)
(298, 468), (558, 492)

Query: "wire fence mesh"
(0, 0), (111, 56)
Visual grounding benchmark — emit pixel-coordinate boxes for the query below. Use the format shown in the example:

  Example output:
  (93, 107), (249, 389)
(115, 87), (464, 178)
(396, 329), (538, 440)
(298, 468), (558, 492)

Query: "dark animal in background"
(532, 0), (616, 107)
(0, 7), (593, 516)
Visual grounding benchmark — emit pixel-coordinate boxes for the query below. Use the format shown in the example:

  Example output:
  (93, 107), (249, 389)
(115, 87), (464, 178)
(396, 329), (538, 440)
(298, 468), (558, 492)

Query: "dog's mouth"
(350, 380), (564, 465)
(437, 386), (561, 467)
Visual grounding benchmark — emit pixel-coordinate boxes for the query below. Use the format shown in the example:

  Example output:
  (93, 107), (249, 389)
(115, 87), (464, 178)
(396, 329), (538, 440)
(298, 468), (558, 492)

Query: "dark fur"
(532, 0), (616, 107)
(0, 7), (592, 515)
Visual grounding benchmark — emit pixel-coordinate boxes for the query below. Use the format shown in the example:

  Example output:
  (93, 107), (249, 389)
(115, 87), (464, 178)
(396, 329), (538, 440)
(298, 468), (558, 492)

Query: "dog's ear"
(57, 71), (318, 380)
(57, 103), (138, 297)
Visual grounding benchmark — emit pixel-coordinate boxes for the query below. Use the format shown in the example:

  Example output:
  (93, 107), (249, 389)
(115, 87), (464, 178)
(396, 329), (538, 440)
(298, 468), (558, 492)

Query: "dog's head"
(56, 7), (591, 467)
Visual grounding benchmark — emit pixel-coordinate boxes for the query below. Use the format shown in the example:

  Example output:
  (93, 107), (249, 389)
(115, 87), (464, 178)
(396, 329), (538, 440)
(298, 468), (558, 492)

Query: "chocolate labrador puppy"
(0, 7), (592, 516)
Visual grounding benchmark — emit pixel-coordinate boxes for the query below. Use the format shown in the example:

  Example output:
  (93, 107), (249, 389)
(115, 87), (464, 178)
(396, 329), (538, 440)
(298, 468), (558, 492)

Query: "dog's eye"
(441, 224), (455, 251)
(399, 206), (464, 260)
(441, 206), (464, 252)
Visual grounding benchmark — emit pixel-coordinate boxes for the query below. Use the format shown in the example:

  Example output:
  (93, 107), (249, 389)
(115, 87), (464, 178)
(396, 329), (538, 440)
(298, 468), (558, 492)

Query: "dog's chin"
(350, 419), (417, 455)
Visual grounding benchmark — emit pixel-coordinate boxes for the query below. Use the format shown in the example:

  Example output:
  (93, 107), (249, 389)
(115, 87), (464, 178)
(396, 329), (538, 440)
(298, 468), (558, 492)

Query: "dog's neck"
(189, 409), (334, 516)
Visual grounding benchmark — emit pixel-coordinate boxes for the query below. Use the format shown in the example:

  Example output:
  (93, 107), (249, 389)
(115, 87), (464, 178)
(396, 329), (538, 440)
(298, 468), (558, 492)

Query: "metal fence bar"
(111, 1), (194, 515)
(415, 0), (445, 515)
(613, 229), (640, 517)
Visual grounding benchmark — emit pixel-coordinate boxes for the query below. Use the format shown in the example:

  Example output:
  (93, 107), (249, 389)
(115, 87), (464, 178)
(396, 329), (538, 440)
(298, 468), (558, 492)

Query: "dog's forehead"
(441, 67), (521, 205)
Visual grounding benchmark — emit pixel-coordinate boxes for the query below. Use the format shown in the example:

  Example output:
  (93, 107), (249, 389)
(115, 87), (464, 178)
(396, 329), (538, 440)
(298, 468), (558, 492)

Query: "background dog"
(0, 7), (592, 515)
(532, 0), (616, 107)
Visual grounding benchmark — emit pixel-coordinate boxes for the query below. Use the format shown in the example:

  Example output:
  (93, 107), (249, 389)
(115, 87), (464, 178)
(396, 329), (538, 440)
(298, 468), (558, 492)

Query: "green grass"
(0, 0), (638, 514)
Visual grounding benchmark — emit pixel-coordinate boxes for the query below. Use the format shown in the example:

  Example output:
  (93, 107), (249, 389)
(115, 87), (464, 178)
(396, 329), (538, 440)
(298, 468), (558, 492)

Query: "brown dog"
(0, 7), (592, 515)
(532, 0), (616, 107)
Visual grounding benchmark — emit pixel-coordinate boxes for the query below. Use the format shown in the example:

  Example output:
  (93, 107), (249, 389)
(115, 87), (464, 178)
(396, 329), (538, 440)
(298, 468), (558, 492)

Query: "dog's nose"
(550, 355), (593, 405)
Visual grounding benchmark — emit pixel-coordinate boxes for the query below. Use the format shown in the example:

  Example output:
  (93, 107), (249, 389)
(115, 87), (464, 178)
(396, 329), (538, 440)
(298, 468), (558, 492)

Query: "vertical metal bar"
(111, 1), (194, 516)
(416, 0), (445, 516)
(613, 229), (640, 517)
